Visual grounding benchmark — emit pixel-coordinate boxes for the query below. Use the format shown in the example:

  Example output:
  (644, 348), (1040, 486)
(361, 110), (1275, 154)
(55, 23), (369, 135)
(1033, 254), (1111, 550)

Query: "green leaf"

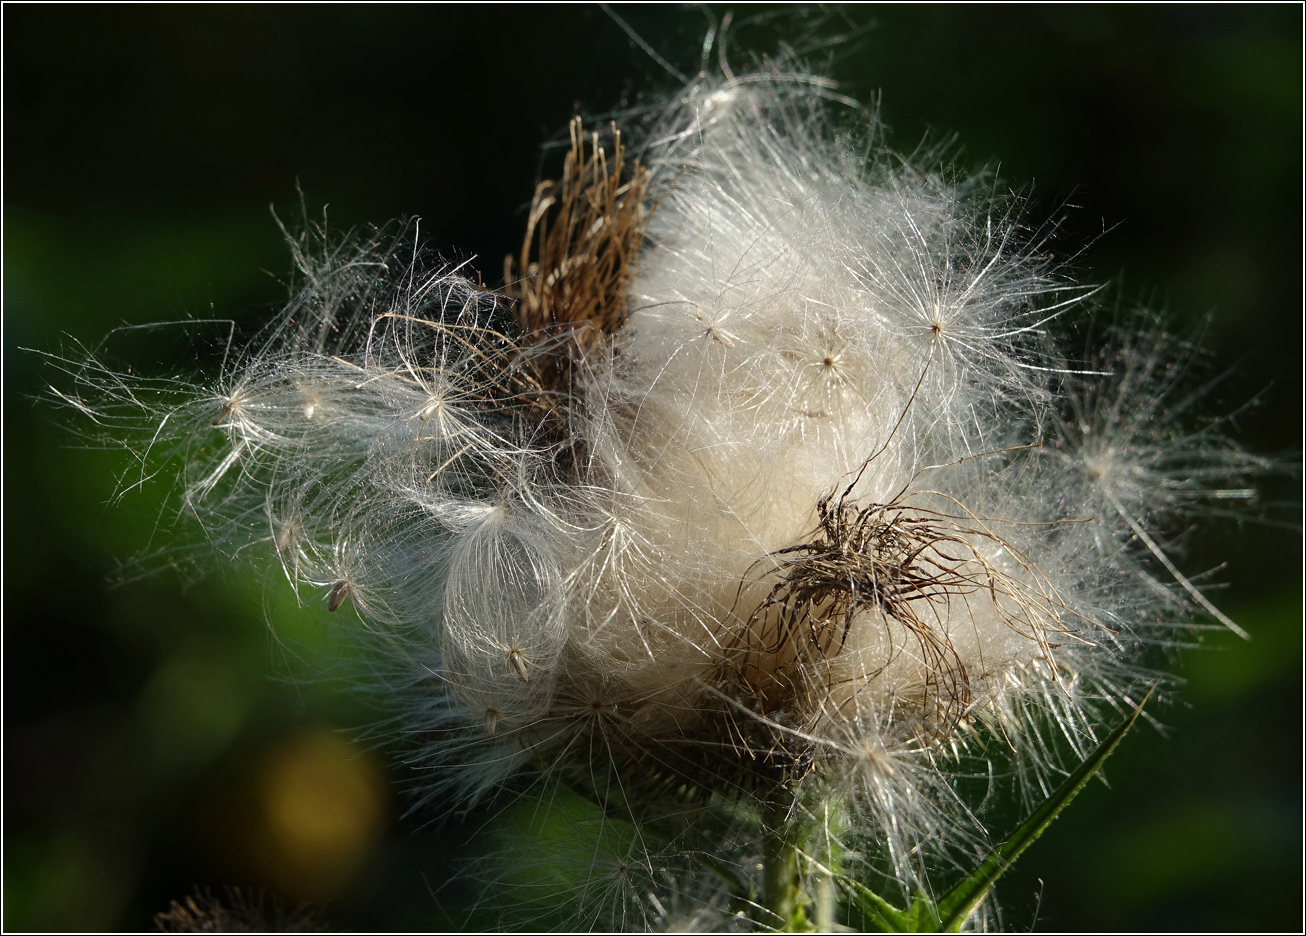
(905, 894), (944, 931)
(842, 880), (944, 933)
(933, 686), (1156, 931)
(843, 879), (914, 932)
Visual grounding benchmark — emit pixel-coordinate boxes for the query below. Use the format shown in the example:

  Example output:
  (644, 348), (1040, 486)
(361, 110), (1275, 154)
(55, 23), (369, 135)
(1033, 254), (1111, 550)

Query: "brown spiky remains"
(154, 887), (318, 933)
(505, 118), (651, 390)
(523, 485), (1076, 804)
(721, 483), (1073, 753)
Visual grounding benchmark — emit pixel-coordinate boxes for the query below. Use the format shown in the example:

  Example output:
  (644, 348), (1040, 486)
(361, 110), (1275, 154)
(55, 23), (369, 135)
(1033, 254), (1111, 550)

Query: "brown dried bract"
(154, 886), (318, 933)
(722, 482), (1072, 750)
(505, 118), (651, 391)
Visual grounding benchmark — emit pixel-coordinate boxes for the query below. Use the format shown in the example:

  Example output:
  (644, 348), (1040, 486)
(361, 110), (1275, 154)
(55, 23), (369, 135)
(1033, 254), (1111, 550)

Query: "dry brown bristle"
(721, 484), (1073, 751)
(154, 886), (318, 933)
(505, 118), (651, 391)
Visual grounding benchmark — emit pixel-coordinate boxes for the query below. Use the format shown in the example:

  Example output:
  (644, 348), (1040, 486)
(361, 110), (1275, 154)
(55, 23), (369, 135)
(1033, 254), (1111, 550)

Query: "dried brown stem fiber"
(721, 482), (1077, 752)
(505, 118), (651, 390)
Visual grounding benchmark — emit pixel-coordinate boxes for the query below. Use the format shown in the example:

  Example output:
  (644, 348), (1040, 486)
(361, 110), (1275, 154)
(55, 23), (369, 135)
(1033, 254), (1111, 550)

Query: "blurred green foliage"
(4, 6), (1300, 931)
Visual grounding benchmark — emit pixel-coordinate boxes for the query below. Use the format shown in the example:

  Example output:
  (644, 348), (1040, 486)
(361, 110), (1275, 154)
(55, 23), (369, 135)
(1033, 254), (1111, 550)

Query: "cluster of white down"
(552, 78), (1099, 763)
(120, 74), (1215, 852)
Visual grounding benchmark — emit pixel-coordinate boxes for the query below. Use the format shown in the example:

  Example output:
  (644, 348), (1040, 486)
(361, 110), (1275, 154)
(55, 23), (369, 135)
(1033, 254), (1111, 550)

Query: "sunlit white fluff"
(51, 67), (1267, 929)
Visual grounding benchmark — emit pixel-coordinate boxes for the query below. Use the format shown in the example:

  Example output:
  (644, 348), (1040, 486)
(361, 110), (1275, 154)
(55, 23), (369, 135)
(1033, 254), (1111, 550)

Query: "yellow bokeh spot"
(251, 729), (389, 900)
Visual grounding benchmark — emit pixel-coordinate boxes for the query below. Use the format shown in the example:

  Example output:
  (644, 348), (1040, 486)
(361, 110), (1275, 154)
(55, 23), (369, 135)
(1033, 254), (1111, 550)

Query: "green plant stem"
(814, 868), (835, 933)
(761, 797), (811, 932)
(813, 797), (843, 931)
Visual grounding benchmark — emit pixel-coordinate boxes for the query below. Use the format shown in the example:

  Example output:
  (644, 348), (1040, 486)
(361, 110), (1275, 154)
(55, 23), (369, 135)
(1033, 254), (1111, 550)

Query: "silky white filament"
(51, 66), (1270, 929)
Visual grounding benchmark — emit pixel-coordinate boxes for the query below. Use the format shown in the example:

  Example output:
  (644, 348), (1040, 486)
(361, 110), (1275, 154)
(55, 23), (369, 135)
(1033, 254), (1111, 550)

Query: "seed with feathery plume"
(48, 66), (1273, 930)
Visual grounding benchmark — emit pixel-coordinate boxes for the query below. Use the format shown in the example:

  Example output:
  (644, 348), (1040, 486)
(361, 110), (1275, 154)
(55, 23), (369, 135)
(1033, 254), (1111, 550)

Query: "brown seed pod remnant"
(722, 472), (1078, 757)
(154, 886), (318, 933)
(505, 117), (652, 390)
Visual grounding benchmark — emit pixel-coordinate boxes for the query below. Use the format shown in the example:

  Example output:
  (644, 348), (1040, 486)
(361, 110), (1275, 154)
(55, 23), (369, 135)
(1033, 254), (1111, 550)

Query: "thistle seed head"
(50, 65), (1272, 914)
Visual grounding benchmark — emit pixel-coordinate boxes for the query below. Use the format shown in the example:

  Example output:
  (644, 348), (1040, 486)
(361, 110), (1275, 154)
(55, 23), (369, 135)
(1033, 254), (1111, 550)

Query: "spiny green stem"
(761, 797), (811, 932)
(813, 870), (835, 933)
(813, 798), (843, 931)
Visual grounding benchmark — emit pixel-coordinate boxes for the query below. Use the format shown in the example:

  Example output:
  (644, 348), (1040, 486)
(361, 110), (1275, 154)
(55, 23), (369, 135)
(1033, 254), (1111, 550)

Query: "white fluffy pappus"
(53, 68), (1270, 929)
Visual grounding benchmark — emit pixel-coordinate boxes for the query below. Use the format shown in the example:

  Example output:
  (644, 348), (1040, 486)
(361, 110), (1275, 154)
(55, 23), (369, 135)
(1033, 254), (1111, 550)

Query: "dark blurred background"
(4, 5), (1301, 931)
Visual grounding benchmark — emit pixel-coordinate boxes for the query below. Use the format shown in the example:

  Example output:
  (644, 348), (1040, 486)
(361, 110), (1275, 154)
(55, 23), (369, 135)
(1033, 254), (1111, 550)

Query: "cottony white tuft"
(53, 67), (1269, 930)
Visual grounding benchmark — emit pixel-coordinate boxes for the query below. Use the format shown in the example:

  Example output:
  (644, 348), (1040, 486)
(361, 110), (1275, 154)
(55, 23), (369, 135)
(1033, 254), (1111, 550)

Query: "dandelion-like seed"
(52, 62), (1273, 932)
